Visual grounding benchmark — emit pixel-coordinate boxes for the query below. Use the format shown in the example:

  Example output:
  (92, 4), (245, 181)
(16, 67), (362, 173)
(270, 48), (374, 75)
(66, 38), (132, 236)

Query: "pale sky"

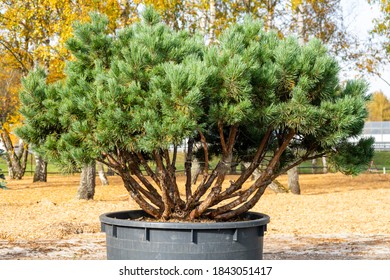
(341, 0), (390, 96)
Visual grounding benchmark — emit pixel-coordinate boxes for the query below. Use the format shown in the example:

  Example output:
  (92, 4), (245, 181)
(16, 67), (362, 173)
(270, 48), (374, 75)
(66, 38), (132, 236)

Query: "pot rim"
(100, 209), (270, 230)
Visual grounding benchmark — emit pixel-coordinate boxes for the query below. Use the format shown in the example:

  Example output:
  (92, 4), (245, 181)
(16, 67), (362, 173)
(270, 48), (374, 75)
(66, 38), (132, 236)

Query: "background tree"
(0, 54), (28, 179)
(368, 0), (390, 55)
(288, 0), (359, 58)
(0, 0), (124, 182)
(286, 0), (361, 192)
(16, 13), (117, 199)
(0, 0), (123, 77)
(18, 9), (373, 221)
(363, 0), (390, 87)
(367, 91), (390, 121)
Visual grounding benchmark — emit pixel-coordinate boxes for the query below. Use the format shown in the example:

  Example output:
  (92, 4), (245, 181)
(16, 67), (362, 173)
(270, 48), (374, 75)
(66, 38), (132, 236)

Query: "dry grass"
(257, 173), (390, 235)
(0, 173), (389, 241)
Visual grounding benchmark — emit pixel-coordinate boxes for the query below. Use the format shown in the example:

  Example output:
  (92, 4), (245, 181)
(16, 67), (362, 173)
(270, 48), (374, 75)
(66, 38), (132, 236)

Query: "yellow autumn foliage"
(367, 91), (390, 121)
(0, 0), (128, 139)
(0, 0), (124, 83)
(0, 53), (23, 144)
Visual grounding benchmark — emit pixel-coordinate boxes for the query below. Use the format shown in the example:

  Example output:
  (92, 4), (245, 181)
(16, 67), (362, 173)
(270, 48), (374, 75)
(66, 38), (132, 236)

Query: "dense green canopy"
(17, 8), (373, 220)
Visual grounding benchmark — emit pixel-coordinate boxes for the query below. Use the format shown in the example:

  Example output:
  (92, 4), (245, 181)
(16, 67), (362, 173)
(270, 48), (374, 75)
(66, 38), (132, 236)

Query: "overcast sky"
(341, 0), (389, 96)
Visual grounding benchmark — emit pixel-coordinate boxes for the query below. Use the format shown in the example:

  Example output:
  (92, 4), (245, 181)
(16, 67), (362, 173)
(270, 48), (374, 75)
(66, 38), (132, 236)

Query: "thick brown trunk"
(189, 125), (239, 219)
(121, 173), (162, 219)
(154, 150), (180, 219)
(210, 130), (296, 218)
(228, 128), (272, 191)
(214, 180), (270, 220)
(162, 149), (183, 210)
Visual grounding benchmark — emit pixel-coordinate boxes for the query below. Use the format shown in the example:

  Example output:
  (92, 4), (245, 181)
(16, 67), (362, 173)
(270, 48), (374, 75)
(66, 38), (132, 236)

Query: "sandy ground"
(0, 173), (389, 260)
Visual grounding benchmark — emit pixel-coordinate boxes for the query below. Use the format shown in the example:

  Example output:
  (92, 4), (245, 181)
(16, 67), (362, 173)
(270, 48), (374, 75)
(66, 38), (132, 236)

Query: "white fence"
(360, 122), (390, 150)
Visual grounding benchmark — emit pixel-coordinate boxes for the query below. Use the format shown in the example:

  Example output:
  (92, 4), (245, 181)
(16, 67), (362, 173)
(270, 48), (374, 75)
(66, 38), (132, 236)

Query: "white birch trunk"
(97, 162), (109, 185)
(312, 158), (317, 174)
(322, 156), (328, 174)
(208, 0), (216, 44)
(287, 166), (300, 194)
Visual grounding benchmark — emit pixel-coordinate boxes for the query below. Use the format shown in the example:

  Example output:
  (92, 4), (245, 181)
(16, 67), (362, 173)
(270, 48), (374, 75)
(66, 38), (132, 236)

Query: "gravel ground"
(0, 173), (389, 260)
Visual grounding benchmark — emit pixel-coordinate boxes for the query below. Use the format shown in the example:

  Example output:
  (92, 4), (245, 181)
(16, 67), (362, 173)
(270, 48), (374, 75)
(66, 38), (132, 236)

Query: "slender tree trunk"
(106, 167), (115, 176)
(286, 3), (306, 194)
(312, 158), (317, 174)
(0, 130), (28, 179)
(97, 161), (109, 185)
(76, 162), (96, 200)
(265, 0), (276, 31)
(322, 156), (328, 174)
(287, 166), (300, 194)
(185, 138), (194, 201)
(33, 154), (47, 182)
(15, 146), (28, 179)
(269, 180), (289, 193)
(296, 3), (305, 44)
(243, 162), (288, 193)
(191, 158), (201, 185)
(119, 0), (131, 25)
(6, 160), (14, 178)
(199, 3), (207, 37)
(208, 0), (216, 44)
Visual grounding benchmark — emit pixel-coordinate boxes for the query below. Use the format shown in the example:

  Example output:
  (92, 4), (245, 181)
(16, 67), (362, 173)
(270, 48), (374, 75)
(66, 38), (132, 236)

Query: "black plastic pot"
(100, 210), (270, 260)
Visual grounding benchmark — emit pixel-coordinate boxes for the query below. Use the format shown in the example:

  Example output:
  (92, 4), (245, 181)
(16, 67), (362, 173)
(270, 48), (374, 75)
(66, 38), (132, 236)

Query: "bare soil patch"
(0, 173), (389, 259)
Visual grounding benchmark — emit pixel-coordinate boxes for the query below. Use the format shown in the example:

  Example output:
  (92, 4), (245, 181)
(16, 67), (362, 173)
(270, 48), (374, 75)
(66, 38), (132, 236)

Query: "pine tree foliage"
(17, 69), (60, 150)
(17, 8), (373, 221)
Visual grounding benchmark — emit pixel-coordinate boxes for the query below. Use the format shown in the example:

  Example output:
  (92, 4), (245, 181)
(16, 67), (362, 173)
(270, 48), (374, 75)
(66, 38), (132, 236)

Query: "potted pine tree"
(17, 8), (373, 259)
